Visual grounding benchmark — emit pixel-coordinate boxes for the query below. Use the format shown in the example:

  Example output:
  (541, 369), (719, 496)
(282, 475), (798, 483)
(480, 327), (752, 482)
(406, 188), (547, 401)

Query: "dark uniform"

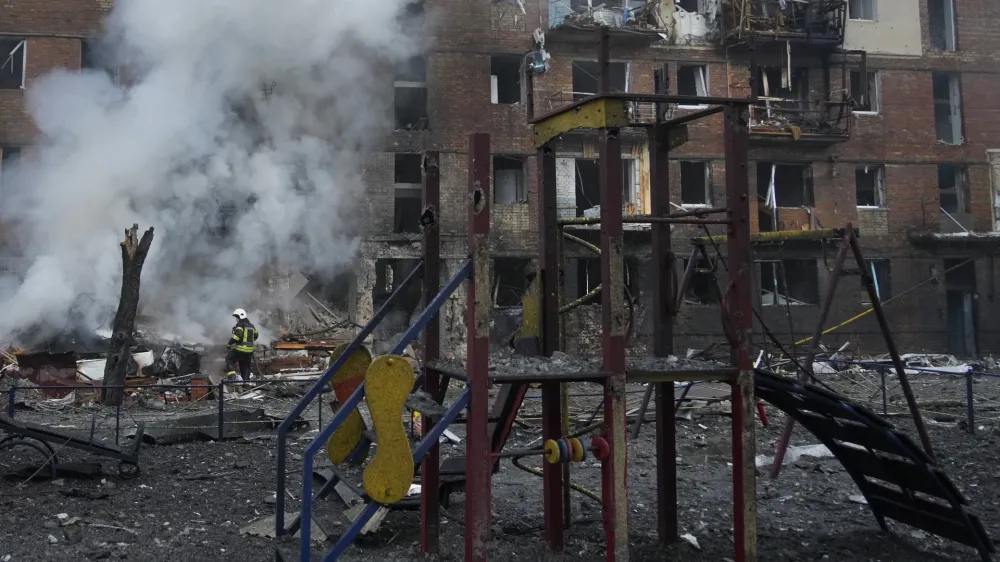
(226, 318), (259, 380)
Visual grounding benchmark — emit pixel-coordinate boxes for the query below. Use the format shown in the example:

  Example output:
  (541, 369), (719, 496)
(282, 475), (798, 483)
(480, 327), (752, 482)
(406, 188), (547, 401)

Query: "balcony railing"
(545, 91), (676, 128)
(748, 99), (851, 143)
(548, 1), (667, 34)
(723, 0), (846, 46)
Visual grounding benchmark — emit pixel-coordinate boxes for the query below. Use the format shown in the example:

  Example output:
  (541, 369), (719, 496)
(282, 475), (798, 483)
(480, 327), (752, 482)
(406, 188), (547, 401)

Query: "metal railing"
(748, 99), (851, 140)
(724, 0), (847, 43)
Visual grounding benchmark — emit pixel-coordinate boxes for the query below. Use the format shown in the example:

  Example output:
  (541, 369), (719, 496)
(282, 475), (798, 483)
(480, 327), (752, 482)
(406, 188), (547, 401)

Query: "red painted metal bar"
(466, 133), (492, 562)
(537, 143), (565, 551)
(599, 125), (628, 562)
(420, 150), (441, 555)
(723, 105), (758, 562)
(648, 123), (678, 544)
(770, 230), (851, 479)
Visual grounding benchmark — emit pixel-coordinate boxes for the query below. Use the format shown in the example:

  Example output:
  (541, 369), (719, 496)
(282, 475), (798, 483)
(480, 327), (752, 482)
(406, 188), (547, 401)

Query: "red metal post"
(421, 151), (442, 554)
(723, 105), (757, 562)
(466, 133), (492, 562)
(537, 144), (565, 551)
(599, 126), (628, 562)
(648, 124), (678, 544)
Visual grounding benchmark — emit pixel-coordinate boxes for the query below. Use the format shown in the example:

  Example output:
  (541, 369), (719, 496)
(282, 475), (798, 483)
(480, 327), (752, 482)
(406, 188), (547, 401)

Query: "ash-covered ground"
(1, 371), (998, 562)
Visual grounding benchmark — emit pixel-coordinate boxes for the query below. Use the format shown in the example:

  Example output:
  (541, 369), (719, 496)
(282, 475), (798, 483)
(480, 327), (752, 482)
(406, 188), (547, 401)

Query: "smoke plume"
(0, 0), (424, 345)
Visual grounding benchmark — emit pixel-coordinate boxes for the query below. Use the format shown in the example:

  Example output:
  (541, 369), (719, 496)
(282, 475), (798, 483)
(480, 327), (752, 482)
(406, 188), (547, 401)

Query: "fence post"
(966, 371), (975, 435)
(218, 381), (225, 440)
(116, 397), (122, 445)
(7, 383), (15, 419)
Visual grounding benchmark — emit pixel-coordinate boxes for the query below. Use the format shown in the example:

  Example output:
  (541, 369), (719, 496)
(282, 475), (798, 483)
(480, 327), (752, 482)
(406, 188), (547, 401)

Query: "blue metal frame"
(321, 389), (471, 562)
(299, 260), (473, 560)
(275, 260), (426, 536)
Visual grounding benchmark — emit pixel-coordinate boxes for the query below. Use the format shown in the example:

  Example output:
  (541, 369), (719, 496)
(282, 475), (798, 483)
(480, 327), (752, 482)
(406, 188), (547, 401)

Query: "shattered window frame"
(933, 71), (964, 145)
(0, 145), (22, 194)
(0, 39), (26, 90)
(928, 0), (958, 51)
(394, 55), (430, 131)
(677, 64), (709, 108)
(493, 258), (531, 308)
(850, 69), (880, 114)
(393, 153), (424, 234)
(756, 259), (820, 307)
(855, 163), (886, 208)
(571, 60), (630, 101)
(680, 160), (712, 207)
(756, 162), (815, 209)
(493, 154), (528, 204)
(490, 54), (523, 105)
(847, 0), (876, 21)
(938, 163), (971, 215)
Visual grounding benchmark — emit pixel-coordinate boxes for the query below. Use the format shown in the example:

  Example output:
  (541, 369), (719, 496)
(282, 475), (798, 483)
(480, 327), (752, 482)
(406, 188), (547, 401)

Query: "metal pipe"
(847, 232), (935, 460)
(560, 285), (602, 313)
(562, 232), (601, 255)
(217, 381), (224, 440)
(966, 371), (975, 435)
(420, 150), (442, 555)
(559, 215), (731, 226)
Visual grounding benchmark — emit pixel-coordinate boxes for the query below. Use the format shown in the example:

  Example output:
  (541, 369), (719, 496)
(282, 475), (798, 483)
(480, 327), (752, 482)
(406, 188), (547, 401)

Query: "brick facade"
(3, 1), (1000, 356)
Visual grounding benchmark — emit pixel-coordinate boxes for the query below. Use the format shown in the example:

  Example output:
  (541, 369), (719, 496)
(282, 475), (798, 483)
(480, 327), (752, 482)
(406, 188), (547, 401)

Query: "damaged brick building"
(362, 0), (1000, 358)
(2, 1), (1000, 357)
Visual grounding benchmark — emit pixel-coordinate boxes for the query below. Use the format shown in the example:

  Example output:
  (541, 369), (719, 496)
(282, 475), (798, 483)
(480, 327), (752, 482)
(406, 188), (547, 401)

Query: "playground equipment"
(272, 29), (993, 562)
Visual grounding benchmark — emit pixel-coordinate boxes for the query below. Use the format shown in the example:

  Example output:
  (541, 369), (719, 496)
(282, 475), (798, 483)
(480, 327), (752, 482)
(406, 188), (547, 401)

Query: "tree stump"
(101, 224), (155, 406)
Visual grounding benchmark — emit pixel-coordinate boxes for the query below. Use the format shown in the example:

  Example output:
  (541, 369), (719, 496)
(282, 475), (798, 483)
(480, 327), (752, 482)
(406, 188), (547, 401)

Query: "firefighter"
(226, 308), (258, 383)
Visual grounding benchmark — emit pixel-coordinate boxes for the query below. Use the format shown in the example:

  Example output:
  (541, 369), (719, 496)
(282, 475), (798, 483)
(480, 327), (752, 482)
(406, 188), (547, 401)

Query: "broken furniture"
(0, 413), (145, 479)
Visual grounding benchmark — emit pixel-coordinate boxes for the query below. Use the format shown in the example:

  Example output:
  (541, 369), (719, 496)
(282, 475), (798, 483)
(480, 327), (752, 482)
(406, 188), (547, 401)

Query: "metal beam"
(723, 105), (758, 562)
(648, 123), (678, 544)
(465, 133), (492, 562)
(599, 126), (629, 562)
(693, 228), (853, 245)
(537, 142), (565, 551)
(529, 92), (751, 125)
(532, 97), (631, 148)
(420, 150), (441, 555)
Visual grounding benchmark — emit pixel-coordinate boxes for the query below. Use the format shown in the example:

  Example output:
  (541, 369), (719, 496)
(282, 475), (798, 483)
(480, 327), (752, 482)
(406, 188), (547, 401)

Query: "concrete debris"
(239, 513), (327, 543)
(680, 533), (701, 550)
(756, 444), (832, 468)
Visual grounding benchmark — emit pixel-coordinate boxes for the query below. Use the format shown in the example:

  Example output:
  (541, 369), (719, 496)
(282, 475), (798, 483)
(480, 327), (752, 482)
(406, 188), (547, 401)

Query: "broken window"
(933, 72), (963, 145)
(395, 56), (429, 131)
(491, 54), (522, 104)
(848, 0), (876, 20)
(928, 0), (957, 51)
(394, 154), (423, 234)
(756, 66), (809, 108)
(680, 161), (712, 206)
(938, 164), (971, 215)
(850, 70), (880, 113)
(623, 158), (637, 205)
(572, 60), (628, 100)
(676, 0), (703, 12)
(756, 163), (814, 207)
(855, 164), (885, 207)
(677, 64), (708, 106)
(575, 157), (635, 215)
(861, 259), (892, 304)
(372, 259), (423, 326)
(493, 258), (531, 307)
(576, 257), (638, 299)
(82, 40), (123, 85)
(0, 146), (21, 193)
(680, 256), (719, 304)
(494, 155), (526, 204)
(0, 40), (26, 90)
(758, 260), (819, 306)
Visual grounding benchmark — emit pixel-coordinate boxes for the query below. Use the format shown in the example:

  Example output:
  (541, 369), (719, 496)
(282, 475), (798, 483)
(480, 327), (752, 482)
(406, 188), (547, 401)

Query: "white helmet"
(232, 308), (248, 320)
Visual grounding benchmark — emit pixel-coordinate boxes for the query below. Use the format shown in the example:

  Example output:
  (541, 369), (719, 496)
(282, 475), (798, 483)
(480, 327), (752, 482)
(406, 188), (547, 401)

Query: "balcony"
(722, 0), (846, 49)
(748, 99), (851, 144)
(547, 0), (665, 46)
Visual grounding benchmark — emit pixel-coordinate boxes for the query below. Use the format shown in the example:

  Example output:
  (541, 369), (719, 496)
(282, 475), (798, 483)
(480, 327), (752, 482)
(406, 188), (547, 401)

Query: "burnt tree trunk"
(101, 224), (155, 406)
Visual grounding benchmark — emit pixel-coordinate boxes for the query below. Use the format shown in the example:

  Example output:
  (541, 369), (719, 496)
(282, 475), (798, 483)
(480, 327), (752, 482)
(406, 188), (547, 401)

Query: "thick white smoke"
(0, 0), (424, 345)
